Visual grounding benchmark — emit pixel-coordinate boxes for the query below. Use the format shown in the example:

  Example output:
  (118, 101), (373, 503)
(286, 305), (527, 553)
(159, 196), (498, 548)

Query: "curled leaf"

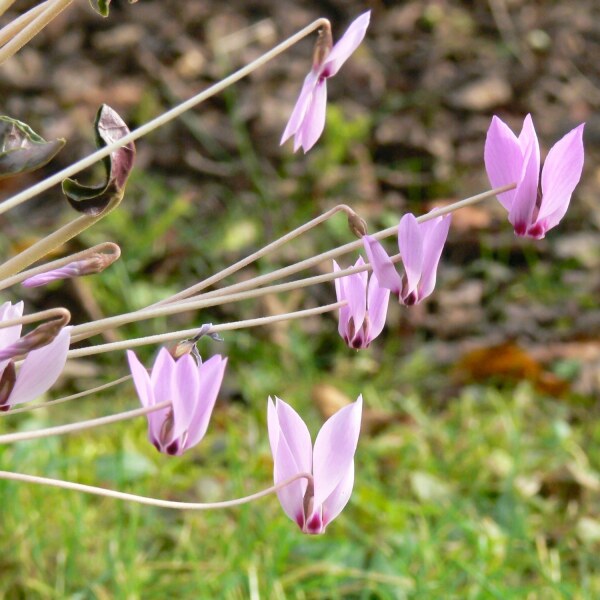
(89, 0), (110, 17)
(0, 116), (65, 179)
(62, 104), (135, 216)
(89, 0), (137, 17)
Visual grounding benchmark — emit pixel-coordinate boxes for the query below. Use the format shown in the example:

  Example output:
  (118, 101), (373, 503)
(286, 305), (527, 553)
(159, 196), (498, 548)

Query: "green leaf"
(0, 116), (65, 179)
(62, 104), (135, 216)
(88, 0), (110, 17)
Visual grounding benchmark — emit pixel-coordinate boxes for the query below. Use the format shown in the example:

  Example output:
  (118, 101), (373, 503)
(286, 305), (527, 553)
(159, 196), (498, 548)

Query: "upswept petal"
(537, 123), (585, 230)
(151, 348), (176, 406)
(273, 397), (312, 475)
(508, 115), (540, 233)
(366, 272), (390, 342)
(333, 260), (350, 339)
(184, 355), (227, 449)
(321, 461), (355, 527)
(398, 213), (424, 298)
(323, 11), (371, 77)
(127, 350), (154, 408)
(170, 353), (199, 442)
(362, 235), (402, 295)
(281, 71), (318, 145)
(8, 327), (70, 406)
(312, 395), (362, 509)
(484, 116), (523, 210)
(0, 301), (24, 374)
(270, 412), (307, 525)
(418, 214), (451, 300)
(295, 79), (327, 153)
(342, 258), (368, 334)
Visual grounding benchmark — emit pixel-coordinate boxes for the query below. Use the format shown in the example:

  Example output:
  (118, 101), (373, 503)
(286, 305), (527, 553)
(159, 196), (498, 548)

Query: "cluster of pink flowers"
(2, 9), (586, 536)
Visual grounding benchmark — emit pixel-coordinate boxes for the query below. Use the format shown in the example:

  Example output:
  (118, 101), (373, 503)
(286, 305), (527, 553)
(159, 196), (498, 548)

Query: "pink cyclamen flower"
(268, 394), (362, 535)
(0, 301), (70, 410)
(333, 256), (389, 349)
(362, 211), (452, 305)
(484, 114), (585, 239)
(280, 11), (371, 153)
(127, 348), (227, 456)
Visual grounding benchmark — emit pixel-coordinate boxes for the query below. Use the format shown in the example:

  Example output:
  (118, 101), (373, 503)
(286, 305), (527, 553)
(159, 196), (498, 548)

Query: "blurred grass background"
(0, 0), (600, 597)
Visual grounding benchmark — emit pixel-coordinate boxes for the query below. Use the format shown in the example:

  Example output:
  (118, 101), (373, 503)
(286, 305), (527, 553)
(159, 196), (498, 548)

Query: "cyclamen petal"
(268, 395), (363, 535)
(333, 257), (389, 349)
(484, 114), (585, 239)
(281, 11), (370, 153)
(127, 348), (226, 456)
(363, 212), (451, 306)
(7, 326), (70, 407)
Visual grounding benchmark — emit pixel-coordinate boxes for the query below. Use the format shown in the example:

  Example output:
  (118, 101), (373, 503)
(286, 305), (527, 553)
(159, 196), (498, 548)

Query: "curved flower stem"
(150, 204), (361, 308)
(0, 306), (70, 331)
(0, 400), (170, 444)
(0, 0), (72, 65)
(0, 0), (48, 44)
(0, 242), (120, 291)
(0, 211), (114, 281)
(0, 17), (330, 217)
(0, 471), (313, 510)
(69, 185), (513, 343)
(193, 184), (516, 302)
(68, 301), (344, 358)
(0, 375), (132, 416)
(0, 0), (17, 17)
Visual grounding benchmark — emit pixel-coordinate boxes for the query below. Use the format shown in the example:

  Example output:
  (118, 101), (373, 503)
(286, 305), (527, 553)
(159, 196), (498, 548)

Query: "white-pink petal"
(537, 123), (585, 230)
(362, 235), (402, 295)
(398, 213), (424, 298)
(484, 116), (523, 211)
(8, 326), (70, 406)
(312, 395), (362, 509)
(419, 214), (451, 300)
(296, 79), (328, 152)
(323, 11), (371, 77)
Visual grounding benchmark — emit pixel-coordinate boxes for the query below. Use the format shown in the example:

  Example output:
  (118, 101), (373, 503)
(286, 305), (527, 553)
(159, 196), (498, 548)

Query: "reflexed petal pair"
(0, 301), (70, 410)
(363, 211), (452, 305)
(333, 256), (389, 349)
(127, 348), (227, 456)
(485, 114), (585, 239)
(268, 395), (362, 534)
(281, 11), (370, 153)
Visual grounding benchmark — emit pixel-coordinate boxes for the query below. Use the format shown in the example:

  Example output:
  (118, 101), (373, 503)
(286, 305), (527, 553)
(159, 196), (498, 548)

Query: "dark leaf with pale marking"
(89, 0), (137, 17)
(0, 117), (65, 179)
(62, 105), (135, 216)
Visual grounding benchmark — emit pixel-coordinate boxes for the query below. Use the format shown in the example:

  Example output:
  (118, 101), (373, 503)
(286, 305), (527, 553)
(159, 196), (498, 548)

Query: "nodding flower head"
(280, 11), (371, 153)
(484, 114), (584, 239)
(127, 348), (227, 456)
(362, 211), (451, 306)
(0, 301), (70, 411)
(333, 257), (389, 349)
(267, 395), (362, 534)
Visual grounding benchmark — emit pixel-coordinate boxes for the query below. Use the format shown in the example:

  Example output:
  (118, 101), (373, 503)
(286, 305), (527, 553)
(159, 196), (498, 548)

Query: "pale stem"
(150, 204), (360, 308)
(0, 242), (120, 291)
(0, 0), (17, 17)
(0, 400), (171, 444)
(0, 0), (50, 45)
(0, 211), (110, 281)
(190, 184), (517, 302)
(69, 185), (513, 343)
(0, 470), (314, 510)
(0, 17), (331, 216)
(0, 375), (132, 416)
(0, 306), (70, 331)
(67, 301), (344, 358)
(0, 0), (72, 65)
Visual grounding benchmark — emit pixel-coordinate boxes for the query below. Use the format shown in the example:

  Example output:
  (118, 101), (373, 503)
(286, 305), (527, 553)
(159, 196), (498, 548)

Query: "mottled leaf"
(62, 104), (135, 216)
(0, 116), (65, 179)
